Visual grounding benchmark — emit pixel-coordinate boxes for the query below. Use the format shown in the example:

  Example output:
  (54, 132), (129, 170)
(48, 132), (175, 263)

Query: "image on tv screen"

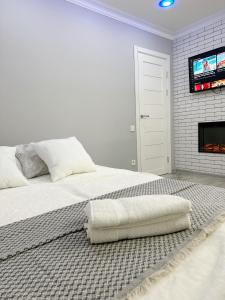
(211, 79), (225, 88)
(189, 46), (225, 93)
(193, 55), (216, 77)
(217, 52), (225, 70)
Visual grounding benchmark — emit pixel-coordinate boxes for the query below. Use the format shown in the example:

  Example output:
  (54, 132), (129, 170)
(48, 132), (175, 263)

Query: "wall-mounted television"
(189, 46), (225, 93)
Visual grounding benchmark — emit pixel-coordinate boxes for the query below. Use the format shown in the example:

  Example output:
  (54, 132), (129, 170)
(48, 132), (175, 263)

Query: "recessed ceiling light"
(159, 0), (175, 8)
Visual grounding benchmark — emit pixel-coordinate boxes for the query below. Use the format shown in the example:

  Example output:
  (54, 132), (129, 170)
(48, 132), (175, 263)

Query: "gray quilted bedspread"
(1, 178), (225, 299)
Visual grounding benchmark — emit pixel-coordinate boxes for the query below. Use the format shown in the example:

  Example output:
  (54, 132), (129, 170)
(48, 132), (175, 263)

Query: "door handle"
(140, 114), (150, 119)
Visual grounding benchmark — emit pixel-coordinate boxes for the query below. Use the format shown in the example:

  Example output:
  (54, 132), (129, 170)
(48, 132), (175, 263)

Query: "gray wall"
(0, 0), (172, 170)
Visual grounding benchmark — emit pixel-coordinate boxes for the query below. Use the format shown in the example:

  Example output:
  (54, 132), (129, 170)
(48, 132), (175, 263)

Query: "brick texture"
(173, 19), (225, 175)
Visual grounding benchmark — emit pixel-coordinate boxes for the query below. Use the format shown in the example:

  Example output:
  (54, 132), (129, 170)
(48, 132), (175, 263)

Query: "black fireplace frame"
(198, 121), (225, 154)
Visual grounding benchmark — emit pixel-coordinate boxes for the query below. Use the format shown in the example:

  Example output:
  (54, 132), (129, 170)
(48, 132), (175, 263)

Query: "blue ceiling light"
(159, 0), (175, 8)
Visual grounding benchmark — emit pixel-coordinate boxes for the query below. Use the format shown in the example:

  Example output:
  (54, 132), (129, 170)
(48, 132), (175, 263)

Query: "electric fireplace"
(199, 121), (225, 154)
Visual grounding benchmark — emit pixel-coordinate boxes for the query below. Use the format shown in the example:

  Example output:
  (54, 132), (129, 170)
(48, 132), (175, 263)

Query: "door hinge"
(166, 71), (169, 79)
(167, 156), (170, 163)
(166, 89), (169, 96)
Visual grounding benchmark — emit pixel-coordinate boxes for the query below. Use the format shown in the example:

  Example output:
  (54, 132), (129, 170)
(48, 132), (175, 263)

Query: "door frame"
(134, 46), (172, 173)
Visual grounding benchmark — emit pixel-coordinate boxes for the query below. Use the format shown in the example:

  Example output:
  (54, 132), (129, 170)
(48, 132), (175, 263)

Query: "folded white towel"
(86, 214), (191, 244)
(85, 195), (192, 229)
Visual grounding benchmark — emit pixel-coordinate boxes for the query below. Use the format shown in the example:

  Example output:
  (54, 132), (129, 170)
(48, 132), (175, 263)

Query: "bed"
(1, 166), (225, 300)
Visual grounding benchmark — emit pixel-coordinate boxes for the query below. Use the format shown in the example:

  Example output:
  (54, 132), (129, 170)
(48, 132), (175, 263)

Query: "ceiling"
(81, 0), (225, 37)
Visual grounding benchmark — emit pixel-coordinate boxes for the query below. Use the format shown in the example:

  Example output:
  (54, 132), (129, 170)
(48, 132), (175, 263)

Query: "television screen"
(189, 47), (225, 93)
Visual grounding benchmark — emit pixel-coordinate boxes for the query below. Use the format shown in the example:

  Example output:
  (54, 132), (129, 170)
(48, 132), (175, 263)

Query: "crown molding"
(65, 0), (225, 41)
(174, 9), (225, 39)
(65, 0), (174, 40)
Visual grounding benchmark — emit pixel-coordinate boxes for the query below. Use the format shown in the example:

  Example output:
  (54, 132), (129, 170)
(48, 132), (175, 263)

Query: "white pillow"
(0, 146), (28, 189)
(34, 137), (96, 182)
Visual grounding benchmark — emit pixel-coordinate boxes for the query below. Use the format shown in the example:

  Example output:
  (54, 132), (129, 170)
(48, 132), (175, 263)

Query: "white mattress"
(1, 166), (225, 300)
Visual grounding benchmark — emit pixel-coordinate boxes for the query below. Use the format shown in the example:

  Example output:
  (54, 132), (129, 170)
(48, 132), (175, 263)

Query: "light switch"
(130, 125), (135, 132)
(131, 160), (136, 166)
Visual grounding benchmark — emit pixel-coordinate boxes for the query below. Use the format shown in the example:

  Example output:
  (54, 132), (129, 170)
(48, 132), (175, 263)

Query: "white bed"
(1, 166), (225, 300)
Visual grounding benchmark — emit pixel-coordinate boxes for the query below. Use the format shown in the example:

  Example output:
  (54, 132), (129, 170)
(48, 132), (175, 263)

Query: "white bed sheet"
(0, 166), (160, 227)
(0, 165), (224, 300)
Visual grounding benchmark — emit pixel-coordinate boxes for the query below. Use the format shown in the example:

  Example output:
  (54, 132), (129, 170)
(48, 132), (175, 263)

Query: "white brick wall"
(173, 18), (225, 175)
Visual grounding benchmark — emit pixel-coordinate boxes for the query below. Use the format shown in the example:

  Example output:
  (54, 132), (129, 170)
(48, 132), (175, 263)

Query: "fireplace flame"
(203, 144), (225, 153)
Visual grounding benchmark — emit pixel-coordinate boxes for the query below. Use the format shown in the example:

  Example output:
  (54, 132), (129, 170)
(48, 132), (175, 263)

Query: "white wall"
(0, 0), (172, 171)
(173, 19), (225, 175)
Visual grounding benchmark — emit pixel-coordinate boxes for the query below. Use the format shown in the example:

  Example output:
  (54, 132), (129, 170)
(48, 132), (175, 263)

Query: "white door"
(135, 47), (171, 175)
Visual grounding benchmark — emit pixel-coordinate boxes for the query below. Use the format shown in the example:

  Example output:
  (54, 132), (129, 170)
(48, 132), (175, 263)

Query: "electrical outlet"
(131, 160), (136, 166)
